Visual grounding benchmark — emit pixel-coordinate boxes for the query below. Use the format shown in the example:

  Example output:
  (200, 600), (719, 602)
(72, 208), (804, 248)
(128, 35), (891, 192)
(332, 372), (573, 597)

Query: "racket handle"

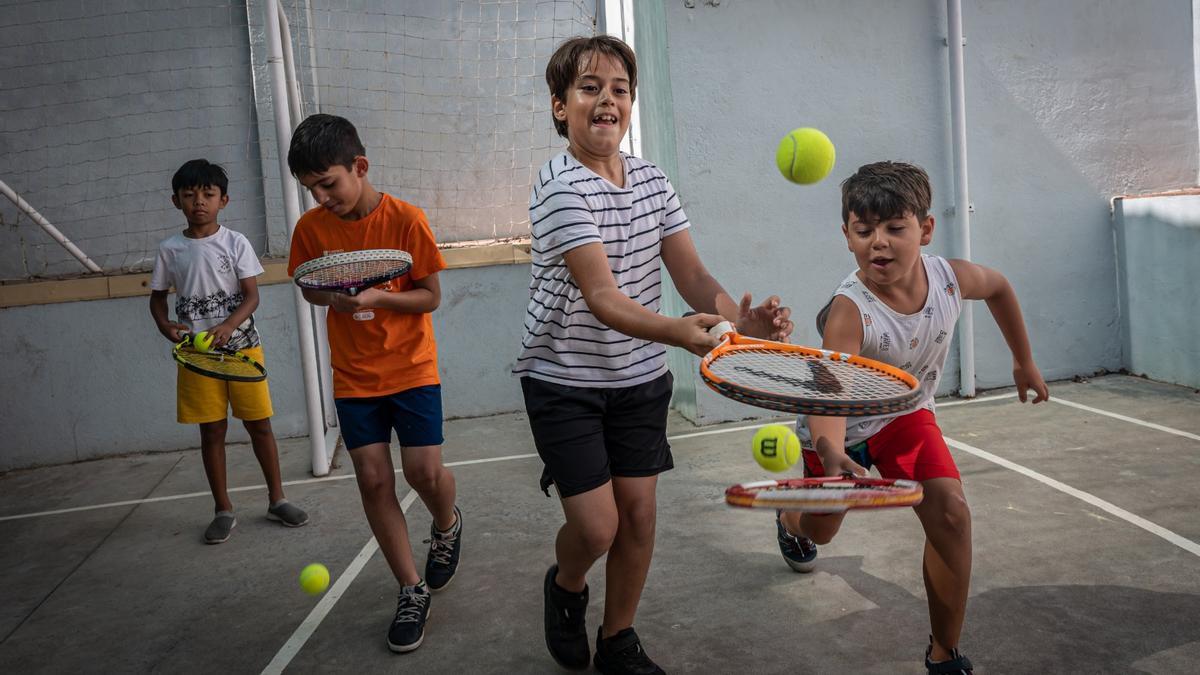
(682, 311), (735, 339)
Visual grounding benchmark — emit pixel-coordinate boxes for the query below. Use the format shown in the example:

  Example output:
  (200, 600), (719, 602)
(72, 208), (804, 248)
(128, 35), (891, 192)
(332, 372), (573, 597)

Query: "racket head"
(725, 476), (923, 513)
(172, 336), (266, 382)
(293, 249), (413, 295)
(699, 326), (922, 416)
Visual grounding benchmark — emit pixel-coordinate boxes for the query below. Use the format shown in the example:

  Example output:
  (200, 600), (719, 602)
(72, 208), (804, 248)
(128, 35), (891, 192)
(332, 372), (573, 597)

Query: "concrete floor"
(2, 374), (1199, 674)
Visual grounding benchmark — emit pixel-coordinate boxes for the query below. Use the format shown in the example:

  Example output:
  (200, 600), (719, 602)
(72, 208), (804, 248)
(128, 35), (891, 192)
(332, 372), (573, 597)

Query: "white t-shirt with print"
(150, 226), (263, 351)
(798, 254), (962, 449)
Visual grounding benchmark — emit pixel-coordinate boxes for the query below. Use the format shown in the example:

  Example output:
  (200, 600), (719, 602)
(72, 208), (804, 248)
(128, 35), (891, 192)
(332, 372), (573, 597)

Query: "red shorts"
(802, 408), (960, 482)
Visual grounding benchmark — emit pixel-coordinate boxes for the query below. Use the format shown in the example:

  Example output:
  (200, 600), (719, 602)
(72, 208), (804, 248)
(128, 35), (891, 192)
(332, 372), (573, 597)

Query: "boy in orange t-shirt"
(286, 114), (459, 655)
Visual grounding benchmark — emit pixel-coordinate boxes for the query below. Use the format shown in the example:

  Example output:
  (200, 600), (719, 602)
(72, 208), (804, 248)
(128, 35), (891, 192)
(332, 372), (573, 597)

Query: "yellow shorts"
(177, 345), (274, 424)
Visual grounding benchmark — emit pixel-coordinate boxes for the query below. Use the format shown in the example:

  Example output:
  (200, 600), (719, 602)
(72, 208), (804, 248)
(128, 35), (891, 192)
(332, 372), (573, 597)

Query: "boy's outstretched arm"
(563, 242), (723, 356)
(949, 259), (1049, 403)
(808, 296), (868, 477)
(205, 276), (261, 349)
(150, 290), (187, 342)
(659, 230), (793, 341)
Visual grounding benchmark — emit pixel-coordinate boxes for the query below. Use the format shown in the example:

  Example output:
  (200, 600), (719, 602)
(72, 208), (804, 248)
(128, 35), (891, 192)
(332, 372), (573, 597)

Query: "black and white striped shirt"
(513, 152), (690, 387)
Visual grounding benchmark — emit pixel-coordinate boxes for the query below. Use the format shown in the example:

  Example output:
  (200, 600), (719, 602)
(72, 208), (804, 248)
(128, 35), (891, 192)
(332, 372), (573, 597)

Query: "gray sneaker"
(205, 511), (237, 544)
(267, 500), (310, 527)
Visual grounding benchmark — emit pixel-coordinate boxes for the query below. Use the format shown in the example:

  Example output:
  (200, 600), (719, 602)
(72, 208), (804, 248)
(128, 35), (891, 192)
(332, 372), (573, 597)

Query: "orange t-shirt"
(287, 194), (447, 398)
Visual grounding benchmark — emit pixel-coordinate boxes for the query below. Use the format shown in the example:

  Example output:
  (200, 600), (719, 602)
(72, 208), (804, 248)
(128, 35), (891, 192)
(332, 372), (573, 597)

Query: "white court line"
(260, 488), (419, 675)
(1050, 397), (1200, 442)
(939, 392), (1017, 407)
(946, 437), (1200, 558)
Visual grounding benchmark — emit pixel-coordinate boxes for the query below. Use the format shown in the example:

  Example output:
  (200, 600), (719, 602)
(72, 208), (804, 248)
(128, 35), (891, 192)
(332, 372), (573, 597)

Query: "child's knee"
(578, 521), (619, 559)
(924, 490), (972, 539)
(617, 503), (656, 544)
(242, 417), (272, 435)
(354, 462), (395, 499)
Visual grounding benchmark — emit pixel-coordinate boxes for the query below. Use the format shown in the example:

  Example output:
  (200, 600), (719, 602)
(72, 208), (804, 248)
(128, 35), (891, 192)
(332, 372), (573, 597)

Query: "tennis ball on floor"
(193, 331), (214, 353)
(775, 127), (835, 184)
(752, 424), (800, 473)
(299, 563), (330, 595)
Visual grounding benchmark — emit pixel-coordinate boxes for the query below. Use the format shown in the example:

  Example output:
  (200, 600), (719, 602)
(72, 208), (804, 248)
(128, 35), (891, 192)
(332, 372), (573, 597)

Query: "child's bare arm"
(564, 242), (722, 356)
(808, 296), (868, 476)
(950, 259), (1049, 403)
(150, 290), (187, 342)
(206, 277), (261, 349)
(660, 230), (793, 341)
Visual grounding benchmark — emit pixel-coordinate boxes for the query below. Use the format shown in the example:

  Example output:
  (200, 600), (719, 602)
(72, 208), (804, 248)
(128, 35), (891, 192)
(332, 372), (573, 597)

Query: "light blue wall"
(0, 263), (530, 472)
(1114, 194), (1200, 389)
(657, 0), (1198, 423)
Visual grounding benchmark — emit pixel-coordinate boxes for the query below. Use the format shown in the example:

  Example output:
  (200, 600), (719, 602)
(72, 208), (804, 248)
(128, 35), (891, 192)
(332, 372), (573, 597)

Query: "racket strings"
(176, 348), (263, 379)
(297, 259), (407, 287)
(709, 349), (913, 402)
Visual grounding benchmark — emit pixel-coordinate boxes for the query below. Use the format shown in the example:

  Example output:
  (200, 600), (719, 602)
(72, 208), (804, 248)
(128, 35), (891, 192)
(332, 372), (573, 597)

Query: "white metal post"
(947, 0), (976, 397)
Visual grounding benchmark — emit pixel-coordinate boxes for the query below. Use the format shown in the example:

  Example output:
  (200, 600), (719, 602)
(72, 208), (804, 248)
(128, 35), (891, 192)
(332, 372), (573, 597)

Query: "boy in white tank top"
(776, 162), (1049, 674)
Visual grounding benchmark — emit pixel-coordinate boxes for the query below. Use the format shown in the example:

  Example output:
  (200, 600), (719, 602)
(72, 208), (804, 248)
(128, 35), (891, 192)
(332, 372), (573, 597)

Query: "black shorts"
(520, 372), (675, 498)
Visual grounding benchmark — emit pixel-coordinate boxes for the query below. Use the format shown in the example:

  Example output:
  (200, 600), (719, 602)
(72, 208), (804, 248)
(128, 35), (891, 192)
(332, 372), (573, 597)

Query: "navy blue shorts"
(520, 372), (674, 499)
(334, 385), (444, 451)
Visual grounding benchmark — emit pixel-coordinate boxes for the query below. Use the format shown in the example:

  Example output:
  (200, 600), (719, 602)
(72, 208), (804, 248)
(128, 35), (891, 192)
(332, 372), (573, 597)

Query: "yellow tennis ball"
(775, 127), (835, 184)
(193, 331), (214, 353)
(752, 424), (800, 473)
(299, 563), (330, 595)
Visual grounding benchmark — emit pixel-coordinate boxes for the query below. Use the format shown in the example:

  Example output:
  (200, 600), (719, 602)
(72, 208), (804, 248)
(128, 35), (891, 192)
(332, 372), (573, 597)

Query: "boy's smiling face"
(843, 210), (934, 288)
(297, 157), (368, 220)
(552, 52), (632, 160)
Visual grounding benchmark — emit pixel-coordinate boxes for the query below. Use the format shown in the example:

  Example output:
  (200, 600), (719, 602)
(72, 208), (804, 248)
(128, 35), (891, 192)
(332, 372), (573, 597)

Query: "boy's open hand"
(674, 313), (723, 357)
(735, 293), (793, 342)
(1014, 361), (1049, 403)
(328, 290), (368, 313)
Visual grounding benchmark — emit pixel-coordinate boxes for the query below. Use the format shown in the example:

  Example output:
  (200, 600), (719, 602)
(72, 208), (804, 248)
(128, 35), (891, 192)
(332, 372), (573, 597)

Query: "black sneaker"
(776, 511), (818, 572)
(424, 505), (462, 591)
(925, 637), (974, 674)
(387, 581), (431, 653)
(593, 626), (665, 675)
(543, 565), (590, 670)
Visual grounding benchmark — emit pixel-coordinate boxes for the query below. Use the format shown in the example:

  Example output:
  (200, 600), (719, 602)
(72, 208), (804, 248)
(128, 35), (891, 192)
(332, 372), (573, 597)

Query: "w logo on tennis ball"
(760, 438), (780, 457)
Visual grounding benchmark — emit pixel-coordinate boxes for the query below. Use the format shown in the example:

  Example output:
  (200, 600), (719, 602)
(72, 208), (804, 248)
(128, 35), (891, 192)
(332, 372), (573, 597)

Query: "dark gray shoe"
(267, 500), (309, 527)
(544, 564), (590, 670)
(388, 581), (431, 653)
(204, 511), (236, 544)
(424, 505), (461, 591)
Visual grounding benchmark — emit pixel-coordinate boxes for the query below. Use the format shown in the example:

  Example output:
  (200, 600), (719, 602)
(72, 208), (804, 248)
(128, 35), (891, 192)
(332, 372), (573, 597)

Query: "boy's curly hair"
(841, 161), (932, 224)
(545, 35), (637, 139)
(287, 114), (366, 176)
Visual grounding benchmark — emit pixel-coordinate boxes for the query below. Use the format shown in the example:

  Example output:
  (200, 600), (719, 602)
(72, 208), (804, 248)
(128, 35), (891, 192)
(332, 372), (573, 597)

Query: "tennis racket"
(725, 476), (923, 513)
(699, 321), (921, 416)
(172, 334), (266, 382)
(292, 248), (412, 296)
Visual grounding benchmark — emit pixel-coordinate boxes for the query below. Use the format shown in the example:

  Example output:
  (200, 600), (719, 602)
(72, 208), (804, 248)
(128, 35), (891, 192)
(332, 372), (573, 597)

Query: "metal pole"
(947, 0), (976, 397)
(0, 179), (103, 273)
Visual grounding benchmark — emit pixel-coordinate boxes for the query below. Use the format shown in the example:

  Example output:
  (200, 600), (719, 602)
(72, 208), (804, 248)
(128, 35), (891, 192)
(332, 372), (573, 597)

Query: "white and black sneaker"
(776, 511), (818, 572)
(387, 581), (431, 653)
(424, 505), (462, 591)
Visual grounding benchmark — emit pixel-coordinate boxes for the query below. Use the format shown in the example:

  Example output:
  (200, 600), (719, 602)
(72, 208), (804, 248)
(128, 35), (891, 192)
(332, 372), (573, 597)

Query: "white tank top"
(797, 254), (962, 449)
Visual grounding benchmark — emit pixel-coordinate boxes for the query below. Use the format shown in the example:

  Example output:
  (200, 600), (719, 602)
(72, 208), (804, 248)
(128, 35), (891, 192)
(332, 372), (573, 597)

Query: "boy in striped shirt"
(515, 35), (793, 674)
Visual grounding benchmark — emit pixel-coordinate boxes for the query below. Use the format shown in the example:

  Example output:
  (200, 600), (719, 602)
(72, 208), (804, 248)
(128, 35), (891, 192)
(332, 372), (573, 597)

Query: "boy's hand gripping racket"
(699, 321), (921, 417)
(292, 248), (413, 296)
(725, 476), (923, 513)
(172, 334), (266, 382)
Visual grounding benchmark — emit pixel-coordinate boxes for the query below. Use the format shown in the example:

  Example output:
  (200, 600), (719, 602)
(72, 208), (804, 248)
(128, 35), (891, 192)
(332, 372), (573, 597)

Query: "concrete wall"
(657, 0), (1198, 423)
(2, 1), (1197, 469)
(1114, 194), (1200, 389)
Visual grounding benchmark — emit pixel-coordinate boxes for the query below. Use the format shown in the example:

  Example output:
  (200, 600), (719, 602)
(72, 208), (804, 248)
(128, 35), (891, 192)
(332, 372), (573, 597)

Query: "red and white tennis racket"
(293, 249), (412, 296)
(725, 476), (923, 513)
(699, 321), (921, 417)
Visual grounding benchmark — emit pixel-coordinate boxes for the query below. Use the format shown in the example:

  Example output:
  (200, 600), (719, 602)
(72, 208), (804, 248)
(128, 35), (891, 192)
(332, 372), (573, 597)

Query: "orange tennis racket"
(699, 321), (921, 416)
(726, 476), (923, 513)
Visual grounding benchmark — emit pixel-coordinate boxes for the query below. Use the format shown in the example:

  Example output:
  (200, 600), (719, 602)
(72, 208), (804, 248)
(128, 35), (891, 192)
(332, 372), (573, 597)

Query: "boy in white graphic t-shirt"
(150, 159), (308, 544)
(775, 161), (1049, 674)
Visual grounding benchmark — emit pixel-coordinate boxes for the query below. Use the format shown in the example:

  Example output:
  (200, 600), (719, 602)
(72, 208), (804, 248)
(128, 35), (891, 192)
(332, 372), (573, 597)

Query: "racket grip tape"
(681, 311), (735, 339)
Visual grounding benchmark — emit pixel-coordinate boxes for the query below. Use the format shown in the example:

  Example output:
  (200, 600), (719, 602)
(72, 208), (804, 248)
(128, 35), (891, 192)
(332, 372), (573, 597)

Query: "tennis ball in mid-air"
(775, 127), (835, 184)
(299, 563), (330, 595)
(752, 424), (800, 473)
(193, 331), (214, 353)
